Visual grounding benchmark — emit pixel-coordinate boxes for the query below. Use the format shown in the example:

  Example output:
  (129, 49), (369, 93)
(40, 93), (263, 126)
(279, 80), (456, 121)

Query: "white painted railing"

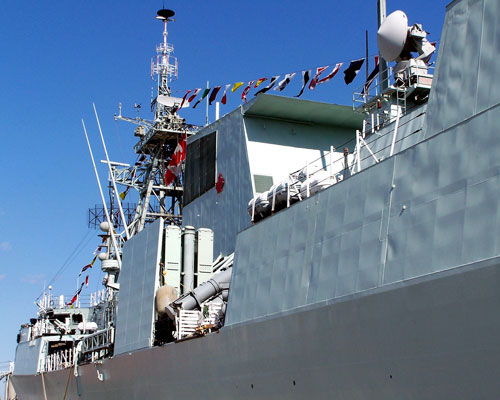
(42, 348), (76, 372)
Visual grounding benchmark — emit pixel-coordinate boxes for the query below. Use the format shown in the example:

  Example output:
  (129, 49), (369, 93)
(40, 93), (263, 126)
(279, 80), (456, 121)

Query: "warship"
(7, 0), (500, 398)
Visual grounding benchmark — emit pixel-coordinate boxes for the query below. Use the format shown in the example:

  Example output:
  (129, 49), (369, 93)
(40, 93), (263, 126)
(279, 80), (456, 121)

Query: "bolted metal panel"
(183, 110), (254, 258)
(182, 226), (196, 293)
(425, 0), (500, 137)
(114, 218), (163, 355)
(196, 228), (214, 285)
(12, 338), (42, 375)
(226, 29), (500, 325)
(164, 225), (182, 293)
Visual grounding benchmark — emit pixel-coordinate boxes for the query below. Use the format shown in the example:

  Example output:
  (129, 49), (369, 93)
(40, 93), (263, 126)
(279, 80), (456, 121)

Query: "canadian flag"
(164, 134), (187, 185)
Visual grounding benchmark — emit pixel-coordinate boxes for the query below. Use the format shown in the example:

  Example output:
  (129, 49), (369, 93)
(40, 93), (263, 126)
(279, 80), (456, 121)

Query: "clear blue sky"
(0, 0), (447, 369)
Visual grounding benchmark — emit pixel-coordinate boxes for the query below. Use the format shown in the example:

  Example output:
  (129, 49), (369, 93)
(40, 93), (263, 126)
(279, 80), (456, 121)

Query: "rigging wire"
(36, 229), (95, 300)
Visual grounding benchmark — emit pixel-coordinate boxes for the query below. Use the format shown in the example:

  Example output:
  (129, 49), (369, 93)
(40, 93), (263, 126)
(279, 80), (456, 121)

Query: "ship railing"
(175, 310), (200, 339)
(48, 289), (108, 310)
(353, 64), (435, 106)
(249, 92), (428, 223)
(81, 327), (114, 362)
(0, 361), (14, 379)
(249, 145), (352, 222)
(42, 348), (76, 372)
(352, 63), (434, 129)
(175, 304), (223, 340)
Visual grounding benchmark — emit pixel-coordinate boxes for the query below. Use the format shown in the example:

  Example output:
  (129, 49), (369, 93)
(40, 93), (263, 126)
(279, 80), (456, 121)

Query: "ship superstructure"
(9, 0), (500, 398)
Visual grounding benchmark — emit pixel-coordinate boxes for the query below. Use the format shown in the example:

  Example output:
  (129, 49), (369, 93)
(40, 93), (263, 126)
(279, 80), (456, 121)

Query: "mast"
(377, 0), (389, 90)
(112, 8), (200, 236)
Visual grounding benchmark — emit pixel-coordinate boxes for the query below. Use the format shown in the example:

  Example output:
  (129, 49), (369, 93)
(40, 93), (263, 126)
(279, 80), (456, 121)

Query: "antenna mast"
(111, 8), (200, 236)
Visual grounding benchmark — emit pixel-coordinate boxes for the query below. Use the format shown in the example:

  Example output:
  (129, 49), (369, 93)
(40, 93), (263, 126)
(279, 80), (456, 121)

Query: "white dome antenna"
(378, 10), (436, 63)
(377, 10), (409, 62)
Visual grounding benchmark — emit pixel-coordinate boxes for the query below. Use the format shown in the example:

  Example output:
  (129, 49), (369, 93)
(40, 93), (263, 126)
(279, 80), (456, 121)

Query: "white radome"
(378, 10), (409, 62)
(98, 252), (108, 261)
(99, 221), (110, 232)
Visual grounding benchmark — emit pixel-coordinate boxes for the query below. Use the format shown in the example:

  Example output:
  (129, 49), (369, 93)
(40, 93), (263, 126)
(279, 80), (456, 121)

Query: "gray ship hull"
(12, 255), (500, 399)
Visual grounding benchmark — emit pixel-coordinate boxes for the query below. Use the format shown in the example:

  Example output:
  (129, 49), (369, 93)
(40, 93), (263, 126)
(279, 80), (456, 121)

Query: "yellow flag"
(119, 191), (126, 200)
(254, 78), (267, 88)
(231, 82), (244, 93)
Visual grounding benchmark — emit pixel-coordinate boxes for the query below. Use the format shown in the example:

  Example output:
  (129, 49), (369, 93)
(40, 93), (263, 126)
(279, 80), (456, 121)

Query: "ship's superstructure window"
(184, 132), (217, 205)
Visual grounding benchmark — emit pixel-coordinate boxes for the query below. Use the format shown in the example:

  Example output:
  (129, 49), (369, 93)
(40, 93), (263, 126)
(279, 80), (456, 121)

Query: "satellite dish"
(377, 10), (408, 62)
(157, 95), (187, 108)
(156, 9), (175, 21)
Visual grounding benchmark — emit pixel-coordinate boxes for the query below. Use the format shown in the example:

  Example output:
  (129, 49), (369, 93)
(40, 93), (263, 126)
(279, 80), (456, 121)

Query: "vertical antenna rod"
(377, 0), (388, 91)
(82, 119), (122, 267)
(93, 103), (131, 240)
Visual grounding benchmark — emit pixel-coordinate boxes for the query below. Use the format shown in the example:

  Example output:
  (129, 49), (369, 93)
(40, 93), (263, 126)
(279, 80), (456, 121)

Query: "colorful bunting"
(241, 81), (255, 103)
(192, 88), (210, 109)
(175, 57), (374, 108)
(77, 282), (84, 295)
(295, 70), (311, 97)
(254, 78), (267, 88)
(187, 88), (201, 103)
(255, 75), (280, 96)
(343, 59), (365, 84)
(309, 66), (329, 90)
(85, 275), (89, 287)
(209, 86), (222, 105)
(67, 294), (78, 306)
(231, 82), (244, 93)
(221, 84), (231, 105)
(79, 255), (97, 276)
(93, 245), (103, 255)
(80, 264), (92, 275)
(274, 73), (296, 92)
(67, 282), (85, 306)
(164, 134), (187, 185)
(317, 63), (343, 85)
(177, 90), (191, 111)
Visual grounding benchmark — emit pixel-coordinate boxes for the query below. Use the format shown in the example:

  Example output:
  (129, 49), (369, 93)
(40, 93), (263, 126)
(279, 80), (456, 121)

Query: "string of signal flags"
(169, 55), (380, 112)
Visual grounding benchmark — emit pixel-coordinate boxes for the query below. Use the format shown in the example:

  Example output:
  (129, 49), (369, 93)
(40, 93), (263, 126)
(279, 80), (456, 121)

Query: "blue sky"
(0, 1), (447, 368)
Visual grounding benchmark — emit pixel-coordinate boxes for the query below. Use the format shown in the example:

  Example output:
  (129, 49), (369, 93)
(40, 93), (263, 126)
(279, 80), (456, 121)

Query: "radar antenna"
(112, 9), (201, 236)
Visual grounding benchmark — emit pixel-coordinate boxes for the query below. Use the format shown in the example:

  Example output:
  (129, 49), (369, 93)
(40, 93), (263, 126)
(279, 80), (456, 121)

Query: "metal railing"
(353, 63), (434, 132)
(42, 348), (76, 372)
(81, 328), (114, 362)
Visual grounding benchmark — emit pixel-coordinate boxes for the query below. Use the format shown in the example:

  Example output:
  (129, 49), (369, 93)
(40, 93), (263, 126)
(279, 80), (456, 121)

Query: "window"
(184, 132), (217, 205)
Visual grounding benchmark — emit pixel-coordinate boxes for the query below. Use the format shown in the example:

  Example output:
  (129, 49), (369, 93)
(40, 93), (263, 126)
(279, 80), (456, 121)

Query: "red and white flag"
(241, 81), (255, 103)
(317, 63), (343, 85)
(221, 84), (231, 105)
(308, 66), (329, 90)
(85, 275), (89, 287)
(178, 90), (192, 110)
(187, 88), (201, 103)
(164, 134), (187, 185)
(67, 294), (78, 306)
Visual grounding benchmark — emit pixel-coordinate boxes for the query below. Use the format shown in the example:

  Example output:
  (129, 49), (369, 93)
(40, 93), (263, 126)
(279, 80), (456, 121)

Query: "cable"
(36, 229), (94, 300)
